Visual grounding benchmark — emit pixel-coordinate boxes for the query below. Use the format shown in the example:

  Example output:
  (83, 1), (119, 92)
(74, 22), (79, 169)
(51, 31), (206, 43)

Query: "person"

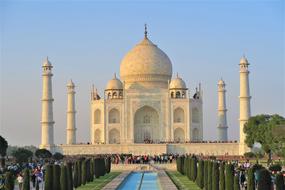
(17, 173), (24, 190)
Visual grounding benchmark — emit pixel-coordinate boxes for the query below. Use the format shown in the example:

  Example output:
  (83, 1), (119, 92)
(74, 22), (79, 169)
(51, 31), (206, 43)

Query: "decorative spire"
(176, 72), (179, 78)
(114, 73), (117, 79)
(144, 24), (148, 38)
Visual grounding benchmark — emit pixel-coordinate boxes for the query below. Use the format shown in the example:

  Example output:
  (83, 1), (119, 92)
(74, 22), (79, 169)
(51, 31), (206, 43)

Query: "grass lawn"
(166, 171), (201, 190)
(76, 172), (121, 190)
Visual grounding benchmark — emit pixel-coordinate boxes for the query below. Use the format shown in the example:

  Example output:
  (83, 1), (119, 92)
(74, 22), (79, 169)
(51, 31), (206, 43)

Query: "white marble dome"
(106, 74), (123, 90)
(120, 36), (172, 88)
(170, 75), (187, 89)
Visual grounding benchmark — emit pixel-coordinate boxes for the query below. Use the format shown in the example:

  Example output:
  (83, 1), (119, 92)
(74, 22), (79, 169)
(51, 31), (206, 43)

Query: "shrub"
(60, 165), (68, 190)
(244, 152), (255, 158)
(219, 162), (225, 190)
(23, 168), (30, 190)
(196, 159), (204, 188)
(53, 164), (61, 190)
(4, 171), (14, 190)
(234, 175), (240, 190)
(225, 163), (234, 190)
(212, 162), (219, 190)
(44, 164), (53, 190)
(269, 164), (282, 172)
(257, 169), (272, 190)
(204, 160), (208, 190)
(53, 152), (64, 160)
(275, 173), (285, 190)
(207, 161), (213, 190)
(66, 162), (73, 190)
(247, 167), (255, 190)
(81, 160), (87, 185)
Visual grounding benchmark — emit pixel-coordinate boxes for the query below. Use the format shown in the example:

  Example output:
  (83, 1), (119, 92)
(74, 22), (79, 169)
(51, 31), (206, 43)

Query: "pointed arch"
(174, 107), (184, 123)
(193, 128), (199, 141)
(174, 128), (185, 142)
(94, 109), (101, 124)
(109, 128), (120, 144)
(109, 108), (120, 123)
(94, 129), (101, 143)
(192, 107), (199, 123)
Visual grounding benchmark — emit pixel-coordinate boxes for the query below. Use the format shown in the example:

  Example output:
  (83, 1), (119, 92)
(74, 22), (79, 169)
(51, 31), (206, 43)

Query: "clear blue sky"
(1, 0), (284, 146)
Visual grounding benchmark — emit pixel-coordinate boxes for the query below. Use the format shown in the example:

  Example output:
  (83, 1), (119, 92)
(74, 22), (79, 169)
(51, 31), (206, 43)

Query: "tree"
(105, 157), (111, 173)
(81, 160), (87, 185)
(196, 159), (204, 188)
(35, 149), (52, 159)
(191, 156), (197, 181)
(45, 164), (53, 190)
(53, 152), (64, 160)
(257, 169), (272, 190)
(225, 163), (234, 190)
(219, 162), (225, 190)
(23, 168), (30, 190)
(204, 160), (208, 190)
(0, 136), (8, 168)
(11, 148), (33, 165)
(66, 162), (73, 190)
(212, 161), (219, 190)
(4, 171), (14, 190)
(207, 161), (213, 190)
(73, 161), (79, 188)
(53, 164), (61, 190)
(244, 114), (285, 161)
(275, 173), (285, 190)
(234, 175), (240, 190)
(60, 165), (68, 190)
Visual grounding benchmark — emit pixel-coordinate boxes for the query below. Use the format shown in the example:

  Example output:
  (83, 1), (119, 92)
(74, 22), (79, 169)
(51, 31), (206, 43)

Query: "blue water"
(117, 172), (160, 190)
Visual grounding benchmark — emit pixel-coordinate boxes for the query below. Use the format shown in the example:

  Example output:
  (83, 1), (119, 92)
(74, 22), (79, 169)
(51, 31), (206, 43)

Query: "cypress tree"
(52, 164), (61, 190)
(204, 160), (208, 190)
(196, 159), (204, 188)
(66, 162), (73, 190)
(4, 171), (14, 190)
(219, 162), (225, 190)
(60, 164), (68, 190)
(105, 157), (111, 173)
(275, 172), (285, 190)
(45, 164), (53, 190)
(234, 175), (240, 190)
(73, 161), (78, 188)
(180, 156), (185, 175)
(23, 168), (30, 190)
(78, 160), (82, 186)
(207, 161), (213, 190)
(247, 167), (255, 190)
(257, 169), (272, 190)
(225, 163), (234, 190)
(184, 156), (188, 178)
(212, 162), (219, 190)
(193, 156), (197, 181)
(90, 159), (94, 182)
(81, 159), (87, 185)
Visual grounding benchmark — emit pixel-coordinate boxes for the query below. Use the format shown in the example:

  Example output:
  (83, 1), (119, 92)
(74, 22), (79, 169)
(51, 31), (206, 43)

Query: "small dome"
(67, 79), (75, 87)
(106, 74), (123, 90)
(43, 57), (52, 67)
(170, 74), (187, 89)
(218, 79), (225, 85)
(240, 56), (249, 65)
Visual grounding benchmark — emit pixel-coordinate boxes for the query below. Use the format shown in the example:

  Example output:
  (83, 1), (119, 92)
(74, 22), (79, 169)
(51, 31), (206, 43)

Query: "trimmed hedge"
(212, 162), (219, 190)
(196, 159), (204, 188)
(225, 163), (234, 190)
(4, 171), (14, 190)
(60, 164), (68, 190)
(275, 173), (285, 190)
(219, 162), (225, 190)
(52, 165), (61, 190)
(234, 175), (240, 190)
(23, 168), (30, 190)
(257, 169), (272, 190)
(204, 160), (208, 190)
(44, 164), (53, 190)
(66, 162), (73, 190)
(207, 161), (213, 190)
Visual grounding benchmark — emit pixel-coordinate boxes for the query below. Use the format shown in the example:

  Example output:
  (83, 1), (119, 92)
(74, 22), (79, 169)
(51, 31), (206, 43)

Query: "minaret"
(40, 57), (55, 150)
(66, 80), (77, 144)
(239, 56), (251, 153)
(217, 79), (228, 141)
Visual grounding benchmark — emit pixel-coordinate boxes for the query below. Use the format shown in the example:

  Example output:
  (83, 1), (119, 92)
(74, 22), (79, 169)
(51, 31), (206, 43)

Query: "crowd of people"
(111, 154), (178, 164)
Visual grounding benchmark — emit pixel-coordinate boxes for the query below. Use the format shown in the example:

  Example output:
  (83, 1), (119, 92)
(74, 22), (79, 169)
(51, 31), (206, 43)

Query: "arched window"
(171, 92), (174, 98)
(107, 92), (111, 99)
(174, 107), (184, 123)
(143, 115), (151, 123)
(112, 92), (117, 98)
(182, 91), (186, 98)
(174, 128), (185, 142)
(109, 129), (120, 144)
(94, 129), (101, 143)
(94, 109), (101, 124)
(192, 108), (199, 123)
(176, 91), (181, 98)
(109, 108), (120, 123)
(119, 91), (123, 98)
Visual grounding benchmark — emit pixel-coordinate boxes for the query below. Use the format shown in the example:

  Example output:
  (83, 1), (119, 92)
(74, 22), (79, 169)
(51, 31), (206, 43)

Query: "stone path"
(102, 171), (131, 190)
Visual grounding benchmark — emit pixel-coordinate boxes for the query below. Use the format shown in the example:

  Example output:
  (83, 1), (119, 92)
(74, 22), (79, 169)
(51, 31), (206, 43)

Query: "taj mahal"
(40, 26), (251, 156)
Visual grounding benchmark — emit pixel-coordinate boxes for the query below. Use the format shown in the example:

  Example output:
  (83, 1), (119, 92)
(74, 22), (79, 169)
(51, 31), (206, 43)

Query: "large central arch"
(134, 106), (159, 143)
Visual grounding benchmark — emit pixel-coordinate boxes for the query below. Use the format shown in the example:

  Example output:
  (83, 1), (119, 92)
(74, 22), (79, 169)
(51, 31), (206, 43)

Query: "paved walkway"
(102, 171), (131, 190)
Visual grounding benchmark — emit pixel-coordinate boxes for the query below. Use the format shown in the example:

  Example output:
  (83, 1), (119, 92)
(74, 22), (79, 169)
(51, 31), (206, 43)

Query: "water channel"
(117, 172), (161, 190)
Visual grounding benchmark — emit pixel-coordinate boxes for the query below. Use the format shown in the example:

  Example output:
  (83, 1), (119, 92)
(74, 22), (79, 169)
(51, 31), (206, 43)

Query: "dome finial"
(176, 72), (179, 78)
(144, 23), (148, 38)
(114, 73), (117, 79)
